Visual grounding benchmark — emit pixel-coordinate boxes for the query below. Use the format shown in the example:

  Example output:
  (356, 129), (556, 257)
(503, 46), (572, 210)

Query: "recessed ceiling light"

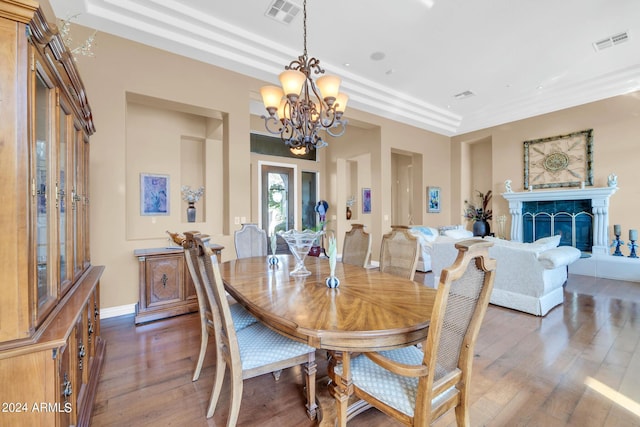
(370, 51), (385, 61)
(343, 62), (351, 67)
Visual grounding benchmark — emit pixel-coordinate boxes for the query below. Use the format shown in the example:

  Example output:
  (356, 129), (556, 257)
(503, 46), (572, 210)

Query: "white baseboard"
(100, 304), (136, 319)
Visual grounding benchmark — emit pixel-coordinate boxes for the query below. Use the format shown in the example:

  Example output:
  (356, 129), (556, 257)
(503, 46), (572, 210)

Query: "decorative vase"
(187, 202), (196, 223)
(278, 229), (324, 277)
(473, 220), (490, 237)
(346, 206), (352, 220)
(325, 276), (340, 288)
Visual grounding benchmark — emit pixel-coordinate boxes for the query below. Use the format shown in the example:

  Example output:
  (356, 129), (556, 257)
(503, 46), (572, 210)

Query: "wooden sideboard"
(134, 245), (223, 324)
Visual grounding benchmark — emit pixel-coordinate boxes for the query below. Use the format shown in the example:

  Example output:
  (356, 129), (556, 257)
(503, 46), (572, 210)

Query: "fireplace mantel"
(502, 186), (618, 255)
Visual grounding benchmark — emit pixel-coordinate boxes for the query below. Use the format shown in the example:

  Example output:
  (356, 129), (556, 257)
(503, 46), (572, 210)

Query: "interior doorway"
(391, 150), (423, 225)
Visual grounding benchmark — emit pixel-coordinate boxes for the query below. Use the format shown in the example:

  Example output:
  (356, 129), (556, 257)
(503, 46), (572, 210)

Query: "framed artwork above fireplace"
(523, 129), (593, 189)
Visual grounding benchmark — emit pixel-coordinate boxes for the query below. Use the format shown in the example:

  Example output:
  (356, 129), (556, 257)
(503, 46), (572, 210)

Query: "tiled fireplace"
(502, 186), (618, 255)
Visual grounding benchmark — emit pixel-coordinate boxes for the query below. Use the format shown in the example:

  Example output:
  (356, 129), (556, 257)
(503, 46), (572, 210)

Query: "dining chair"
(331, 239), (496, 426)
(379, 225), (420, 280)
(342, 224), (372, 268)
(234, 223), (267, 258)
(182, 234), (258, 382)
(183, 232), (318, 423)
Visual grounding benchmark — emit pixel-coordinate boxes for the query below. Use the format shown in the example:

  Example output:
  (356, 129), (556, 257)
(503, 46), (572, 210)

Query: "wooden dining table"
(218, 255), (438, 425)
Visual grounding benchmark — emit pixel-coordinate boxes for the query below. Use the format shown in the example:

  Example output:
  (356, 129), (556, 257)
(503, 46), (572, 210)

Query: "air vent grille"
(593, 31), (629, 51)
(453, 90), (475, 100)
(265, 0), (301, 24)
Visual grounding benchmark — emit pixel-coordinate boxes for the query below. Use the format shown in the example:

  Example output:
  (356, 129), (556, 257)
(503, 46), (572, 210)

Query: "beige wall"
(72, 22), (640, 311)
(452, 92), (640, 239)
(74, 29), (451, 309)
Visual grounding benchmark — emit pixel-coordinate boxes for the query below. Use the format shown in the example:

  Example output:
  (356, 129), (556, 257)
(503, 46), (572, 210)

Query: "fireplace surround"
(502, 186), (618, 255)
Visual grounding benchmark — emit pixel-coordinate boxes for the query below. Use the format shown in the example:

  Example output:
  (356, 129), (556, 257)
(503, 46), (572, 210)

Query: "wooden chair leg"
(226, 368), (244, 426)
(271, 369), (283, 380)
(192, 327), (208, 381)
(454, 384), (470, 427)
(304, 354), (318, 419)
(206, 357), (226, 418)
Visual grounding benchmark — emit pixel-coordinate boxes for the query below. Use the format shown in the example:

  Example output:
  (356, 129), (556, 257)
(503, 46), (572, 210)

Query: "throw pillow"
(444, 229), (474, 239)
(410, 226), (438, 242)
(534, 235), (561, 251)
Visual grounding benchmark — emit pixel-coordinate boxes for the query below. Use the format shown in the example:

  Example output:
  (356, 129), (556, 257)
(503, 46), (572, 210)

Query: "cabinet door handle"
(78, 343), (86, 370)
(161, 273), (168, 288)
(62, 373), (72, 401)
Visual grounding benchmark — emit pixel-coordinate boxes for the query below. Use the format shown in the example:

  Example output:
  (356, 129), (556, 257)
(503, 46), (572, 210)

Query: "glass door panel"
(34, 63), (56, 316)
(301, 171), (318, 231)
(58, 102), (71, 294)
(83, 137), (90, 268)
(72, 125), (83, 280)
(261, 165), (294, 254)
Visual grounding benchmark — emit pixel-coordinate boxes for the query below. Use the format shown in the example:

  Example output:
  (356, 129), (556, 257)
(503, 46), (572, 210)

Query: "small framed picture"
(140, 173), (170, 216)
(362, 188), (372, 214)
(427, 186), (441, 213)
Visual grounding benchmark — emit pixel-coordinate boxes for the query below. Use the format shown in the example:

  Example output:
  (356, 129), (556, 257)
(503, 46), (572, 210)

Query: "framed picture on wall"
(140, 173), (170, 215)
(427, 186), (441, 213)
(362, 188), (372, 214)
(523, 129), (593, 189)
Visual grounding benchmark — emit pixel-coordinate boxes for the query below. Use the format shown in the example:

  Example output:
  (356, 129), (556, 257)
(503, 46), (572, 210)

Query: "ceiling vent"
(265, 0), (301, 24)
(453, 90), (475, 100)
(593, 31), (629, 52)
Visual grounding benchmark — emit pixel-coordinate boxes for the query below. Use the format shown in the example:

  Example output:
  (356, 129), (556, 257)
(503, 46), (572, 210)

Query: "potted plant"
(463, 190), (493, 237)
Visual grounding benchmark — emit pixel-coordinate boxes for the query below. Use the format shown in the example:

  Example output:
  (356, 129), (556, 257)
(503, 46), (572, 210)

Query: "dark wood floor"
(90, 273), (640, 426)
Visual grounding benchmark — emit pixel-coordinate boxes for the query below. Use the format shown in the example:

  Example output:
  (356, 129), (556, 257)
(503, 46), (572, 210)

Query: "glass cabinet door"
(33, 57), (57, 320)
(58, 100), (72, 295)
(72, 124), (84, 280)
(83, 137), (90, 268)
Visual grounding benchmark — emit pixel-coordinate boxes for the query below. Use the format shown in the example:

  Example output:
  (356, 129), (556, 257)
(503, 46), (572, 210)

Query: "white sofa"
(431, 235), (581, 316)
(409, 225), (473, 272)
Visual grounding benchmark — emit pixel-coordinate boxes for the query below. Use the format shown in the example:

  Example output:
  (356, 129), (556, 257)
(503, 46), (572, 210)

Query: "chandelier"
(260, 0), (348, 155)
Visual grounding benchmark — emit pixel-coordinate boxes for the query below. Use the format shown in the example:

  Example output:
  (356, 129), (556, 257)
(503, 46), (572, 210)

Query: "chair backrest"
(185, 232), (242, 373)
(234, 223), (267, 258)
(182, 231), (210, 320)
(418, 239), (496, 422)
(379, 225), (420, 280)
(342, 224), (372, 267)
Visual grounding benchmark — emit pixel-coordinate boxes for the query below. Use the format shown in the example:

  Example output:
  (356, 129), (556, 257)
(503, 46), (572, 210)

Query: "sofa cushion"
(537, 246), (581, 269)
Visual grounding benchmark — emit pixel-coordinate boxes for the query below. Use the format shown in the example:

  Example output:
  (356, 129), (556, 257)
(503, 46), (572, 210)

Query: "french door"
(260, 164), (319, 253)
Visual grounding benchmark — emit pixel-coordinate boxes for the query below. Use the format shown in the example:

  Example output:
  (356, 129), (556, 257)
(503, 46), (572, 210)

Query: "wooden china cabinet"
(0, 2), (104, 426)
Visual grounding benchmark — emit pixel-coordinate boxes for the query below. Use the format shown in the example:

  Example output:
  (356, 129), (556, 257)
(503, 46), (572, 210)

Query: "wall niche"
(125, 93), (226, 240)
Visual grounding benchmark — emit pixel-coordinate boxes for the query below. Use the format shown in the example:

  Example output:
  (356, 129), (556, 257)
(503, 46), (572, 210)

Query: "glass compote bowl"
(278, 229), (323, 277)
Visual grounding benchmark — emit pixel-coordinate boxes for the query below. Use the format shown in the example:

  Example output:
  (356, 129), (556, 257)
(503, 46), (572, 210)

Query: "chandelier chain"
(303, 0), (307, 57)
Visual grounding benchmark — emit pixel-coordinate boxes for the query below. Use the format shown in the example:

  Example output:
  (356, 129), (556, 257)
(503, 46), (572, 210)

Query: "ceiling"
(48, 0), (640, 136)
